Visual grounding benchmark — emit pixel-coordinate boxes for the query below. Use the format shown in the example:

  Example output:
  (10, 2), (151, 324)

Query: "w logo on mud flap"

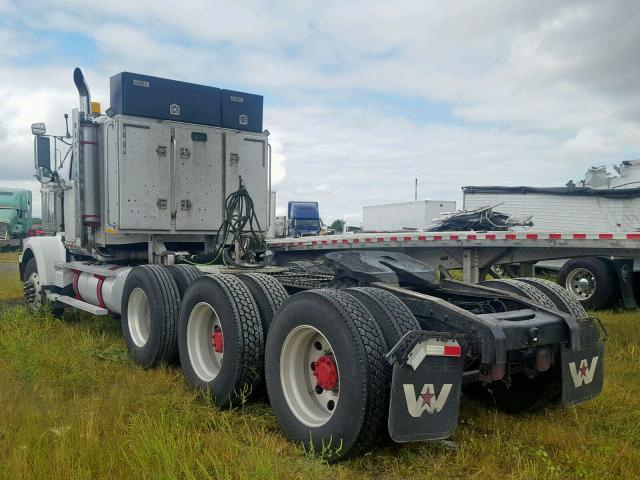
(403, 384), (452, 417)
(568, 356), (599, 387)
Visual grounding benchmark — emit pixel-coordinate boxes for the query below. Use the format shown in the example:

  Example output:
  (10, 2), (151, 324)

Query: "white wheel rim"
(128, 287), (151, 347)
(187, 301), (224, 382)
(280, 325), (340, 428)
(566, 268), (596, 300)
(27, 271), (42, 308)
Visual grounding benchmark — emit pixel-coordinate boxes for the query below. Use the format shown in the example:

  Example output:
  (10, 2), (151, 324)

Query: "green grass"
(0, 252), (19, 264)
(0, 272), (21, 301)
(0, 274), (639, 479)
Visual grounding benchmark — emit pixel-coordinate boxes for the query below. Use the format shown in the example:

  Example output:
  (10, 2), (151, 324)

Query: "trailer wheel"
(345, 287), (420, 347)
(558, 258), (617, 310)
(166, 264), (203, 297)
(237, 273), (289, 333)
(265, 289), (388, 461)
(121, 265), (180, 367)
(178, 274), (264, 407)
(481, 279), (556, 309)
(23, 257), (64, 316)
(518, 277), (588, 319)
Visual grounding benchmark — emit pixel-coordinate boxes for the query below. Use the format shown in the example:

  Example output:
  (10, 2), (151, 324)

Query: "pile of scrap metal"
(425, 204), (533, 231)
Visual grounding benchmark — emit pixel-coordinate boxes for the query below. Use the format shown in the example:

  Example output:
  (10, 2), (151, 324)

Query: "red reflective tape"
(72, 270), (81, 300)
(505, 233), (517, 240)
(331, 239), (338, 244)
(526, 233), (538, 240)
(418, 235), (427, 241)
(311, 240), (317, 245)
(390, 236), (398, 241)
(96, 276), (106, 309)
(79, 140), (98, 145)
(443, 345), (462, 357)
(573, 233), (587, 239)
(466, 234), (476, 240)
(321, 240), (328, 245)
(342, 239), (349, 244)
(627, 233), (640, 240)
(449, 235), (459, 240)
(599, 233), (613, 239)
(365, 237), (372, 243)
(353, 238), (360, 244)
(377, 237), (385, 242)
(403, 236), (412, 241)
(433, 235), (442, 240)
(485, 234), (496, 240)
(549, 233), (562, 239)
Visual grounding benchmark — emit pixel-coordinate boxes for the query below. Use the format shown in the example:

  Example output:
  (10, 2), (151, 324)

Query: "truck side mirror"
(31, 123), (46, 136)
(34, 136), (52, 182)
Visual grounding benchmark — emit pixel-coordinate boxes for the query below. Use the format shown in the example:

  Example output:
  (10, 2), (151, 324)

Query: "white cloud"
(0, 0), (639, 224)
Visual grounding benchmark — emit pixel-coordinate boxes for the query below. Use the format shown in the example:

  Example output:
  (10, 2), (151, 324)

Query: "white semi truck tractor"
(20, 68), (606, 461)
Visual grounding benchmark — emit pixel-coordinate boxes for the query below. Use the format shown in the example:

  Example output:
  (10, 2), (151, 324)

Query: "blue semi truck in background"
(287, 201), (322, 236)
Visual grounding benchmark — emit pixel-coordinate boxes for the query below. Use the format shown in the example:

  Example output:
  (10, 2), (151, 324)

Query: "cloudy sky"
(1, 1), (639, 223)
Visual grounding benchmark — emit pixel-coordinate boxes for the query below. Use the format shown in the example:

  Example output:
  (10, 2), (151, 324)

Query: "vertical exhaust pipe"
(72, 67), (100, 234)
(73, 67), (91, 114)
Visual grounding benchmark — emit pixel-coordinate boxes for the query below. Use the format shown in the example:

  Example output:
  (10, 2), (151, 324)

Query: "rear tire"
(345, 287), (420, 348)
(518, 277), (588, 318)
(265, 289), (388, 461)
(178, 274), (264, 407)
(237, 273), (289, 333)
(166, 264), (203, 297)
(481, 279), (556, 309)
(558, 258), (617, 310)
(121, 265), (181, 368)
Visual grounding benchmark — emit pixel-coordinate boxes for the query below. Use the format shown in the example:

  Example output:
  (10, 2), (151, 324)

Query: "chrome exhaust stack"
(73, 67), (91, 115)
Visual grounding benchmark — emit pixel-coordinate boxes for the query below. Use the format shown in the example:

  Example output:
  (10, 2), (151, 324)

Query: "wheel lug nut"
(310, 362), (316, 371)
(315, 385), (323, 394)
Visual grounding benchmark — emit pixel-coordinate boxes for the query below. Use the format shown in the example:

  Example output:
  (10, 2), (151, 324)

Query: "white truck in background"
(362, 200), (456, 232)
(463, 160), (640, 309)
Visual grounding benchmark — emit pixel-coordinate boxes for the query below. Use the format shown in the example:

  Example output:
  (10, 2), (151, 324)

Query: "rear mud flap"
(387, 332), (464, 443)
(561, 341), (605, 406)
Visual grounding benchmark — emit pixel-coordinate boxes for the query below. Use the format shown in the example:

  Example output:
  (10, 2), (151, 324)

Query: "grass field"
(0, 251), (19, 263)
(1, 272), (639, 479)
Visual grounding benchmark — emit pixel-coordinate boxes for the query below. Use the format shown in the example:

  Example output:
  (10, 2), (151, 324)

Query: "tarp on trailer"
(462, 185), (640, 199)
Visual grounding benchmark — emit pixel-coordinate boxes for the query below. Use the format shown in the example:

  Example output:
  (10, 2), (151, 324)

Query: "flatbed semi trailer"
(268, 230), (640, 308)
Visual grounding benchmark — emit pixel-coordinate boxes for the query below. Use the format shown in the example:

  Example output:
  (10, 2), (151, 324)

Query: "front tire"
(23, 257), (64, 316)
(265, 289), (388, 461)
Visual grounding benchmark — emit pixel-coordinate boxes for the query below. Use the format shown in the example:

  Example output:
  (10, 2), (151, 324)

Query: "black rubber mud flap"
(387, 332), (464, 443)
(560, 341), (605, 406)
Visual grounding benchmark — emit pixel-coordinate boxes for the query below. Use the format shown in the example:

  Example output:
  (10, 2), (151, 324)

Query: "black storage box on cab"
(221, 89), (263, 133)
(110, 72), (222, 126)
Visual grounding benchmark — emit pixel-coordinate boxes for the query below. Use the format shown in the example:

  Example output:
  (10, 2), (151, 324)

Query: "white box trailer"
(363, 200), (456, 232)
(460, 166), (640, 309)
(462, 187), (640, 232)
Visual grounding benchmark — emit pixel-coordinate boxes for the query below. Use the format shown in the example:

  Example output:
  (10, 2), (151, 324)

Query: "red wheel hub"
(313, 355), (338, 390)
(212, 328), (224, 353)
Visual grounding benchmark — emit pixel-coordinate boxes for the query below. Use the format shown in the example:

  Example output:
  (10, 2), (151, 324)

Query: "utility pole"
(414, 178), (418, 201)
